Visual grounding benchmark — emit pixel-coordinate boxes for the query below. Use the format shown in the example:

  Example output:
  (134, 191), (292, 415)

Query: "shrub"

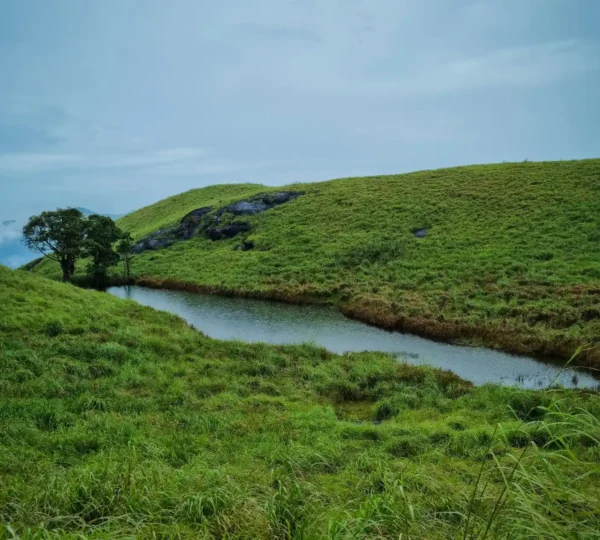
(44, 319), (66, 337)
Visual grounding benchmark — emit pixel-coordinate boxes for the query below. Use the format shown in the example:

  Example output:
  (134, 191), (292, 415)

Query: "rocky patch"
(180, 206), (213, 240)
(236, 240), (254, 251)
(208, 223), (252, 241)
(211, 191), (302, 222)
(133, 206), (213, 253)
(132, 192), (302, 254)
(412, 228), (428, 238)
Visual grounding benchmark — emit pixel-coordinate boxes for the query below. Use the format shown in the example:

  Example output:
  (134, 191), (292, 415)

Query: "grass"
(31, 159), (600, 367)
(1, 266), (600, 538)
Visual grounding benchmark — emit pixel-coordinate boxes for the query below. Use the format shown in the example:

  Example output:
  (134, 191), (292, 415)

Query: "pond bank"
(116, 275), (599, 372)
(108, 284), (600, 389)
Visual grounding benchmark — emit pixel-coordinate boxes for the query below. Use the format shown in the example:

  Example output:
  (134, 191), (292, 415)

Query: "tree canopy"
(23, 208), (127, 283)
(84, 215), (123, 284)
(22, 208), (87, 282)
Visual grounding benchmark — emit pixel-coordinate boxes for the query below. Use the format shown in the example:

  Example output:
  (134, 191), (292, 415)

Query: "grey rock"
(271, 191), (300, 204)
(413, 228), (428, 238)
(179, 206), (213, 240)
(219, 191), (302, 220)
(131, 191), (302, 254)
(208, 222), (252, 241)
(181, 206), (213, 222)
(228, 201), (269, 215)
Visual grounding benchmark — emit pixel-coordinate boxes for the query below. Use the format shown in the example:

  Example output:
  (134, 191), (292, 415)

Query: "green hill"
(31, 159), (600, 365)
(1, 265), (600, 538)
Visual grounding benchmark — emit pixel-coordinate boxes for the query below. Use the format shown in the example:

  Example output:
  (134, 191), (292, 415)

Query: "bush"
(508, 391), (553, 421)
(375, 398), (401, 421)
(385, 434), (428, 457)
(44, 319), (66, 337)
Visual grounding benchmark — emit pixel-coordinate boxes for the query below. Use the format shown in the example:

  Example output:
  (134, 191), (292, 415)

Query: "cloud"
(437, 40), (600, 90)
(274, 38), (600, 98)
(235, 23), (321, 43)
(0, 153), (82, 173)
(0, 147), (246, 176)
(0, 102), (71, 151)
(0, 220), (20, 243)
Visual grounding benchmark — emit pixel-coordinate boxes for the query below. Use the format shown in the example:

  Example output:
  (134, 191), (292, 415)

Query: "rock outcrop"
(208, 223), (252, 241)
(180, 206), (213, 240)
(211, 191), (301, 221)
(132, 191), (302, 254)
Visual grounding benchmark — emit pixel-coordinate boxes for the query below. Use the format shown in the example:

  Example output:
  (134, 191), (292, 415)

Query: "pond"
(107, 286), (599, 389)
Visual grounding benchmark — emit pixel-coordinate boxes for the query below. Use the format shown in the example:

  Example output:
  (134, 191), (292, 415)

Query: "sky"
(0, 0), (599, 227)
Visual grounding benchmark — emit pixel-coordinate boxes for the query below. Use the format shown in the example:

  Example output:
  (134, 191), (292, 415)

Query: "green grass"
(32, 159), (600, 366)
(116, 183), (266, 238)
(2, 266), (600, 538)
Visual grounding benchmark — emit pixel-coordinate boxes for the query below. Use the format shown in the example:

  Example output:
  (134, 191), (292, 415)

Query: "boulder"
(131, 191), (302, 254)
(413, 228), (428, 238)
(221, 191), (302, 218)
(208, 222), (252, 241)
(181, 206), (213, 222)
(179, 206), (213, 240)
(271, 191), (300, 204)
(228, 201), (268, 215)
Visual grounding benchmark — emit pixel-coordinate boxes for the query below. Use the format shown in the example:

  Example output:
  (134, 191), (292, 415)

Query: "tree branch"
(30, 243), (60, 264)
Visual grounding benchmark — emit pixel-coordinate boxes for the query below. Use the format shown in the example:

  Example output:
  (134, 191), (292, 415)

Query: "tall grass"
(1, 267), (599, 538)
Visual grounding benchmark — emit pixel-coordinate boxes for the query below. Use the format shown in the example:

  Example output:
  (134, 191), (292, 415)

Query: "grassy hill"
(31, 159), (600, 365)
(1, 266), (600, 538)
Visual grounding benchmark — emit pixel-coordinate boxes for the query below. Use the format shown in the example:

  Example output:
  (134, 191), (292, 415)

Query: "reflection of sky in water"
(107, 286), (600, 389)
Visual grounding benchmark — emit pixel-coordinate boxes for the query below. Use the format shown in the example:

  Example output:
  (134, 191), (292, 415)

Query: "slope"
(1, 266), (600, 538)
(31, 159), (600, 365)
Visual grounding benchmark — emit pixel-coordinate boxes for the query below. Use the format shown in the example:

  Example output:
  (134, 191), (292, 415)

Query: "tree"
(22, 208), (87, 282)
(83, 215), (122, 285)
(117, 231), (135, 281)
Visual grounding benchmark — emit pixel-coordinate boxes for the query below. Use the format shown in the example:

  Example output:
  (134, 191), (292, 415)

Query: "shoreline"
(99, 274), (600, 372)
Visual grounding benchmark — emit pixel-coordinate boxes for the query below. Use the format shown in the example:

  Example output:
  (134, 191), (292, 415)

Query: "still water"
(107, 286), (599, 389)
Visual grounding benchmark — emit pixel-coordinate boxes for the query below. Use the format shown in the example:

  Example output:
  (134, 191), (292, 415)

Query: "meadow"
(32, 159), (600, 367)
(2, 266), (600, 538)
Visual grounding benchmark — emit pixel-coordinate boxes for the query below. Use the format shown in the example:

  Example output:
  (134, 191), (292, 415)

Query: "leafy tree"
(117, 231), (135, 281)
(84, 215), (122, 285)
(22, 208), (87, 282)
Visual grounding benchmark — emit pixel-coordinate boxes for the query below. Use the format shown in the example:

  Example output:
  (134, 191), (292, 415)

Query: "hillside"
(1, 266), (600, 538)
(31, 159), (600, 365)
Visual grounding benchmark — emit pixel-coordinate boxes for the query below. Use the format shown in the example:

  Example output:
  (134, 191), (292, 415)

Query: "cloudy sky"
(1, 0), (599, 224)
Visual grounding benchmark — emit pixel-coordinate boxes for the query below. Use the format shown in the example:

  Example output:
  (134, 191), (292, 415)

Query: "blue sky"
(0, 0), (599, 225)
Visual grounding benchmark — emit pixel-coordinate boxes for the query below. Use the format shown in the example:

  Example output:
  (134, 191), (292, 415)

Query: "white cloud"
(0, 224), (20, 243)
(0, 153), (82, 172)
(271, 38), (600, 98)
(0, 147), (222, 174)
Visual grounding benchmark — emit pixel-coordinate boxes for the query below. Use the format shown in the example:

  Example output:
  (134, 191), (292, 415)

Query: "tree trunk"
(60, 257), (75, 282)
(60, 262), (72, 282)
(124, 256), (131, 281)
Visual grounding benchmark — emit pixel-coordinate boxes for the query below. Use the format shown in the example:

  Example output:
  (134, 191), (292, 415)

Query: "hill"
(76, 207), (126, 220)
(31, 159), (600, 365)
(1, 265), (599, 537)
